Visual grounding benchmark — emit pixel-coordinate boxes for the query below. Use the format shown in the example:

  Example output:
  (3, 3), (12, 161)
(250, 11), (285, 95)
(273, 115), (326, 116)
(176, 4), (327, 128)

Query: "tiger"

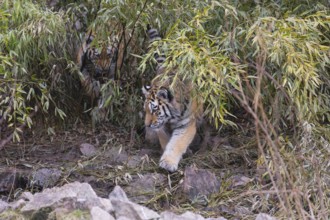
(142, 26), (204, 172)
(76, 31), (118, 106)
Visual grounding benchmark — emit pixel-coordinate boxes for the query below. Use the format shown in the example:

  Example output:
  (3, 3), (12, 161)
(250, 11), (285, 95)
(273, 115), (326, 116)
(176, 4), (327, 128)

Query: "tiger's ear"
(157, 88), (173, 102)
(142, 85), (151, 97)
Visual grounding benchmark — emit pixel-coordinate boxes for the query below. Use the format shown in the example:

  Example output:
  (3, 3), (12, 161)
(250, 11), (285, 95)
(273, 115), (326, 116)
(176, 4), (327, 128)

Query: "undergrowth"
(0, 0), (329, 219)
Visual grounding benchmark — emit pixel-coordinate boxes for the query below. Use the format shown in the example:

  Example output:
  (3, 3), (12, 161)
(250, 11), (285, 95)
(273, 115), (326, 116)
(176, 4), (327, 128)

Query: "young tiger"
(142, 27), (203, 172)
(77, 31), (118, 105)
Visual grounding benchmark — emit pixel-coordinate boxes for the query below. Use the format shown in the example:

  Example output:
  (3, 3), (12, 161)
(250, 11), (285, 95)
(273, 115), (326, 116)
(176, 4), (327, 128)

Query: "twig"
(119, 0), (150, 71)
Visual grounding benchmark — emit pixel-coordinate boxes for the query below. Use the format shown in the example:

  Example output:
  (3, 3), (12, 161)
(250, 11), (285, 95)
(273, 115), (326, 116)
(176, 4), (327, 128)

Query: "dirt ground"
(0, 120), (260, 219)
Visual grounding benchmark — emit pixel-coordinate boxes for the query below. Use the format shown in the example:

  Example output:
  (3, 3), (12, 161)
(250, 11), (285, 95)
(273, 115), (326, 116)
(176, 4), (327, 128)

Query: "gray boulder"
(160, 211), (227, 220)
(183, 166), (221, 202)
(255, 213), (277, 220)
(91, 206), (115, 220)
(109, 185), (160, 220)
(21, 182), (113, 213)
(31, 168), (61, 188)
(124, 173), (166, 203)
(0, 200), (8, 213)
(80, 143), (97, 157)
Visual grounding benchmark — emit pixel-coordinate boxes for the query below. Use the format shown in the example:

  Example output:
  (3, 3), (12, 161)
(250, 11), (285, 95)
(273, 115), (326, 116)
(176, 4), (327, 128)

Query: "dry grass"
(1, 118), (329, 219)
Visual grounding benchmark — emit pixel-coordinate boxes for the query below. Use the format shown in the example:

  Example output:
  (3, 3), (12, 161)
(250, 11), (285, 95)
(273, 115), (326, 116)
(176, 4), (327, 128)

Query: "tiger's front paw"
(159, 155), (179, 172)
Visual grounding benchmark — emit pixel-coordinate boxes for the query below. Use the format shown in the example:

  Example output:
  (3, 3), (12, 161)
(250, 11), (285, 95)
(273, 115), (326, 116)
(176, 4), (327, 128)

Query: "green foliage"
(139, 1), (330, 218)
(0, 0), (329, 218)
(246, 13), (330, 122)
(140, 1), (245, 127)
(0, 0), (79, 141)
(141, 0), (330, 127)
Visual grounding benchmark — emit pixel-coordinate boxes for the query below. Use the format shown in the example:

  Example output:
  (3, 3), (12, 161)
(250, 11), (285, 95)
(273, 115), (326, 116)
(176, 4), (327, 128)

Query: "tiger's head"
(88, 45), (117, 78)
(142, 85), (174, 129)
(79, 32), (118, 79)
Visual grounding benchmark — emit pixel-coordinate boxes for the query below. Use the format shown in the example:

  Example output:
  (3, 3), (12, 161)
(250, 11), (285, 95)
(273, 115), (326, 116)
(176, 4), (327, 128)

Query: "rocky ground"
(0, 122), (277, 219)
(0, 182), (275, 220)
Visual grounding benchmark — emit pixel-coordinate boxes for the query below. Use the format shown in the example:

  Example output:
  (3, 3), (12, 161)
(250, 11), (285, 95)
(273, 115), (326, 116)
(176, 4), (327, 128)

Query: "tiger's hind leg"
(159, 121), (196, 172)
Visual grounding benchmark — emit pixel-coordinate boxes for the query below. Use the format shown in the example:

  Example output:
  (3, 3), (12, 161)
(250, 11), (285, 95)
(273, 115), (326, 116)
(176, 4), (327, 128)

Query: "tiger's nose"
(150, 122), (160, 129)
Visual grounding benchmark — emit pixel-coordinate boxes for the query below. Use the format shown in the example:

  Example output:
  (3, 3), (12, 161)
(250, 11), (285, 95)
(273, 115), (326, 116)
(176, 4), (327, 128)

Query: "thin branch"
(119, 0), (150, 71)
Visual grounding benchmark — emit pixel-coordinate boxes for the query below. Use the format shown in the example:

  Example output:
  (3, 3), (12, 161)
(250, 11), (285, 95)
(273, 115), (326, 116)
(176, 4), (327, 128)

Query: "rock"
(229, 175), (253, 189)
(49, 208), (90, 220)
(0, 200), (8, 213)
(0, 171), (17, 193)
(255, 213), (277, 220)
(80, 143), (97, 157)
(212, 205), (235, 216)
(104, 147), (129, 165)
(90, 206), (115, 220)
(126, 155), (141, 168)
(117, 217), (132, 220)
(21, 182), (112, 213)
(160, 211), (188, 220)
(235, 205), (252, 215)
(48, 208), (70, 220)
(206, 217), (227, 220)
(111, 199), (160, 220)
(63, 147), (81, 161)
(138, 148), (160, 157)
(160, 211), (227, 220)
(19, 192), (33, 201)
(82, 175), (97, 183)
(180, 211), (205, 220)
(183, 166), (221, 201)
(109, 185), (160, 220)
(9, 199), (26, 210)
(77, 197), (114, 213)
(48, 0), (60, 7)
(0, 169), (27, 194)
(2, 182), (229, 220)
(31, 168), (61, 188)
(124, 173), (166, 203)
(160, 211), (211, 220)
(109, 185), (129, 202)
(98, 198), (114, 213)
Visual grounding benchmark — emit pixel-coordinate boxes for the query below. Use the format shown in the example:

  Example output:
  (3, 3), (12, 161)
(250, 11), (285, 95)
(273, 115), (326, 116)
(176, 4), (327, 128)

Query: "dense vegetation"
(0, 0), (329, 219)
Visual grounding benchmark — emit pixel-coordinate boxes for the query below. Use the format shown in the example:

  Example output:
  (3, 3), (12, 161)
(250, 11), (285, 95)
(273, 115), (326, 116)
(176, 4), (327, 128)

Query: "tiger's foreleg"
(159, 120), (196, 172)
(156, 127), (171, 152)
